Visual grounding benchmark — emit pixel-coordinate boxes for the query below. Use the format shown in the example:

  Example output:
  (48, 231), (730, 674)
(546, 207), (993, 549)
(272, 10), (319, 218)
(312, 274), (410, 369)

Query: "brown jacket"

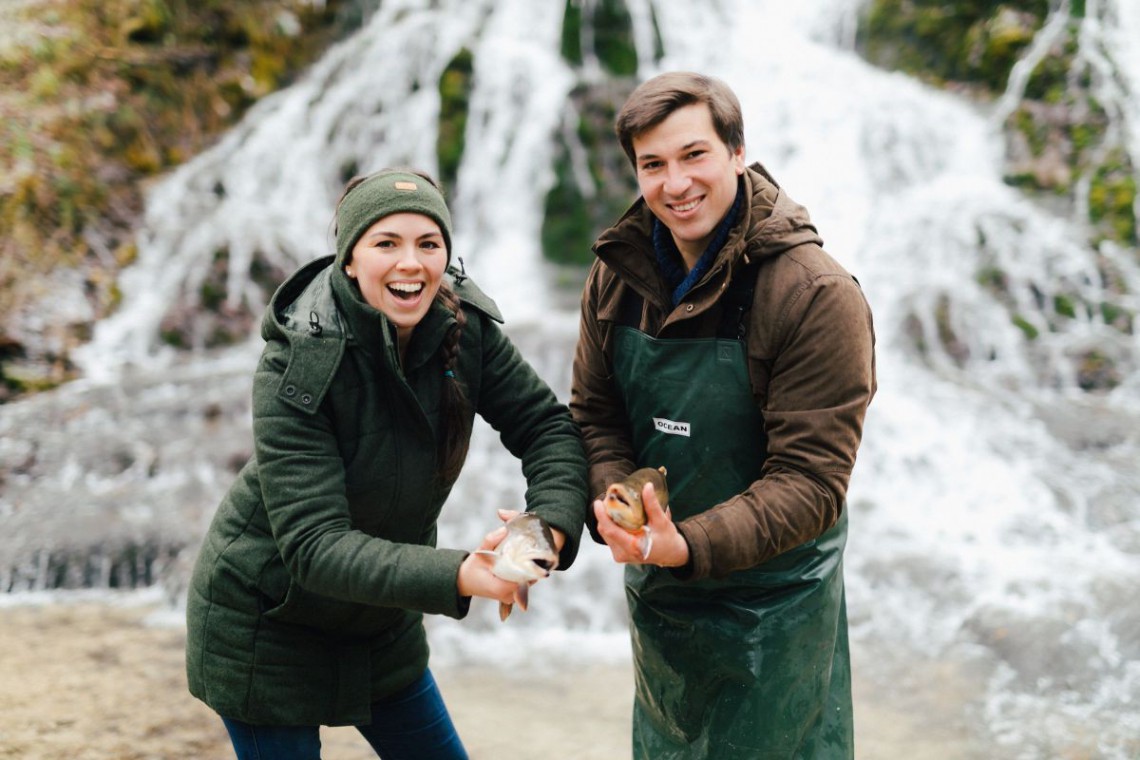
(570, 163), (876, 580)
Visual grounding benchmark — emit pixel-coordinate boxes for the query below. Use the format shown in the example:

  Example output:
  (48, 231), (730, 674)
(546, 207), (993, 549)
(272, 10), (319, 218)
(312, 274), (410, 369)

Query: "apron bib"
(612, 325), (853, 759)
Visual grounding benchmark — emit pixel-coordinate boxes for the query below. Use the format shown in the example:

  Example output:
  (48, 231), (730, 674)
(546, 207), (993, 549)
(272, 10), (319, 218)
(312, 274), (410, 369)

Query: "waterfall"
(3, 0), (1139, 755)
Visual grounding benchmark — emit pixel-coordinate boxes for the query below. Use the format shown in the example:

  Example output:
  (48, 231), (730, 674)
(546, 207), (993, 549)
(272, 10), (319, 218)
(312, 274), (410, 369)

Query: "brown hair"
(615, 71), (744, 166)
(334, 168), (470, 484)
(435, 284), (470, 484)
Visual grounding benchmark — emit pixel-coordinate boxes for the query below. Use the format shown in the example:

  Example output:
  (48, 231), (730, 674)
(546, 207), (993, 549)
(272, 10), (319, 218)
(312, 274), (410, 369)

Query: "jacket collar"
(592, 162), (821, 311)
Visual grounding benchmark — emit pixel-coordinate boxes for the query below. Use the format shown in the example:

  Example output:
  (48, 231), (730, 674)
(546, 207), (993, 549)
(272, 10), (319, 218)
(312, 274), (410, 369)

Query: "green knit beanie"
(335, 169), (452, 268)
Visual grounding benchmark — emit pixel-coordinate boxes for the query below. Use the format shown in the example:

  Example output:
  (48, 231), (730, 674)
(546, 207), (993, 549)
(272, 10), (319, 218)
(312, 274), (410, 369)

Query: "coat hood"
(258, 255), (504, 414)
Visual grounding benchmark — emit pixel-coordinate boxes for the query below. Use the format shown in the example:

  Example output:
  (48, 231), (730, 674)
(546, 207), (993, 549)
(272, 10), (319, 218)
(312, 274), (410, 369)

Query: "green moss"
(1076, 349), (1119, 391)
(437, 47), (474, 192)
(1022, 26), (1076, 103)
(1053, 293), (1078, 319)
(540, 83), (639, 267)
(976, 265), (1010, 295)
(1099, 301), (1133, 334)
(1088, 155), (1138, 245)
(560, 0), (583, 66)
(1012, 314), (1039, 340)
(593, 0), (638, 76)
(859, 1), (1050, 93)
(541, 151), (595, 267)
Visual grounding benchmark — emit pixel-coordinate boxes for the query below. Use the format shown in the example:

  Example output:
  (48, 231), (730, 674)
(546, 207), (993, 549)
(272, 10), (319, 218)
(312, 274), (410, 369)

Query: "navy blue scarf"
(653, 179), (745, 308)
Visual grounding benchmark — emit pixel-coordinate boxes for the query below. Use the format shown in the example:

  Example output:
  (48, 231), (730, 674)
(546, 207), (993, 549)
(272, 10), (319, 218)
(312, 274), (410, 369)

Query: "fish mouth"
(605, 487), (631, 507)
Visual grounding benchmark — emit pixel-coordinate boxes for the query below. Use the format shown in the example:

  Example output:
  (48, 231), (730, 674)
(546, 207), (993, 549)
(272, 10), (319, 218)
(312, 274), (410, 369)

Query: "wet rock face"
(857, 2), (1137, 252)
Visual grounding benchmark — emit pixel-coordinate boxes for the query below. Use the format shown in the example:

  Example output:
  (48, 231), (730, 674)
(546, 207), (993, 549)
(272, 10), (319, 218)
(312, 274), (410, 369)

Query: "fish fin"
(515, 582), (529, 612)
(638, 527), (653, 561)
(499, 602), (512, 621)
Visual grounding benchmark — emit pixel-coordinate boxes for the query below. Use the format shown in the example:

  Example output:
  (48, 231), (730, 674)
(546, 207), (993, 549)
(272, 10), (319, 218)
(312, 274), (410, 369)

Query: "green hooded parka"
(186, 252), (587, 726)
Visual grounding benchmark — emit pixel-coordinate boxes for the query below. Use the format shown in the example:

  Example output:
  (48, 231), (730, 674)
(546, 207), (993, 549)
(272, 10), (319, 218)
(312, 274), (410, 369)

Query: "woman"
(185, 168), (588, 759)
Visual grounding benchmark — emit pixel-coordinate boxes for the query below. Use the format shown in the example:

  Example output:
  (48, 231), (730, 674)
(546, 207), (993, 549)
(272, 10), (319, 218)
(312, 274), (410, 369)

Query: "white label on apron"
(653, 417), (691, 437)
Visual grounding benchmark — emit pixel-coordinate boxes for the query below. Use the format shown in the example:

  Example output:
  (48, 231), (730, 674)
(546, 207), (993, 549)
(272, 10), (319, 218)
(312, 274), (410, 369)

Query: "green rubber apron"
(613, 325), (853, 759)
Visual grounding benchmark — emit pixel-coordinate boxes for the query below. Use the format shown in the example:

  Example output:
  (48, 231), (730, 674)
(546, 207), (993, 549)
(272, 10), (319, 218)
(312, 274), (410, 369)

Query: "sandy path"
(0, 600), (986, 759)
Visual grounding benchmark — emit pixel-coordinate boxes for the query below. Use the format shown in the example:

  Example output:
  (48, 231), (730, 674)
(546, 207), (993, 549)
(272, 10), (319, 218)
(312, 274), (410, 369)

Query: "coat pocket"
(256, 560), (400, 636)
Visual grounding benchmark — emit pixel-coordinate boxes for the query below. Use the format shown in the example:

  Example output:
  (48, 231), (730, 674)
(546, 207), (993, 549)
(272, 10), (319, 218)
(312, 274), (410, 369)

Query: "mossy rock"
(560, 0), (654, 75)
(541, 81), (639, 267)
(0, 0), (365, 400)
(857, 1), (1049, 93)
(437, 47), (474, 193)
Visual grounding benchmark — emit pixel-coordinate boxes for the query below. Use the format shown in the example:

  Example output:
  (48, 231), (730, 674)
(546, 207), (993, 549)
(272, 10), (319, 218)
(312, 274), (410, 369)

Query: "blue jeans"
(221, 669), (468, 760)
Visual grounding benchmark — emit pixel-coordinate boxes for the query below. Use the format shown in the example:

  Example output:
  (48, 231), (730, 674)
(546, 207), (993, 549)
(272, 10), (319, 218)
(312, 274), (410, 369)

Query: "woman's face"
(346, 212), (448, 345)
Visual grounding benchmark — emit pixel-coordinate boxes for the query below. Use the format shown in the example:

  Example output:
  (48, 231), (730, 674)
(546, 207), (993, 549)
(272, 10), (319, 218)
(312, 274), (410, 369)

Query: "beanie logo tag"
(393, 181), (418, 191)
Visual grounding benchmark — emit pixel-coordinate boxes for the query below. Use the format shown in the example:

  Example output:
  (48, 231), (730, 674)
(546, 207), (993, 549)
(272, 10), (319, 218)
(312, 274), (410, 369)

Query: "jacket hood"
(739, 162), (823, 262)
(262, 255), (504, 348)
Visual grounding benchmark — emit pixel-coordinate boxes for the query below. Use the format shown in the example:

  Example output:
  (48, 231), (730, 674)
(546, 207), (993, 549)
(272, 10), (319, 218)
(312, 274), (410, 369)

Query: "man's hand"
(593, 482), (689, 567)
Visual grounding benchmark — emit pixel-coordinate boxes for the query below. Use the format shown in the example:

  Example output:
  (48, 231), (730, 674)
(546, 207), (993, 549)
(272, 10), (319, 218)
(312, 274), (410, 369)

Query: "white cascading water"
(2, 0), (1137, 755)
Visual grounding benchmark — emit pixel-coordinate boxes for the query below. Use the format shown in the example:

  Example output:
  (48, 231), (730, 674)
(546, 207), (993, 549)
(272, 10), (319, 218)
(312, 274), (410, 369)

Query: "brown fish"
(476, 512), (559, 621)
(603, 466), (668, 559)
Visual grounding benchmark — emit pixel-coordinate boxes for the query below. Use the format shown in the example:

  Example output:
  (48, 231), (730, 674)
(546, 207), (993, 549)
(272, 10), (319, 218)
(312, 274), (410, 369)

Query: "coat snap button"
(685, 303), (694, 312)
(284, 384), (297, 396)
(301, 393), (313, 405)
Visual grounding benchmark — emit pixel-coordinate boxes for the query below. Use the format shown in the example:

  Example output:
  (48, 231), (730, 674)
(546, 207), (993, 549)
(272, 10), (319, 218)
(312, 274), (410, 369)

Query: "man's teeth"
(389, 283), (423, 294)
(672, 199), (700, 212)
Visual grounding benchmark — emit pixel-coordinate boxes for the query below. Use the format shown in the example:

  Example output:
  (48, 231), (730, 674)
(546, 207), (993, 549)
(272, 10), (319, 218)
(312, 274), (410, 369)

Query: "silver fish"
(476, 512), (559, 621)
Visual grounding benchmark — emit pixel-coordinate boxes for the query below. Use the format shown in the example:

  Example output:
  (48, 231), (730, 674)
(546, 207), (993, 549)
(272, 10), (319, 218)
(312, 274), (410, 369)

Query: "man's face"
(631, 102), (745, 267)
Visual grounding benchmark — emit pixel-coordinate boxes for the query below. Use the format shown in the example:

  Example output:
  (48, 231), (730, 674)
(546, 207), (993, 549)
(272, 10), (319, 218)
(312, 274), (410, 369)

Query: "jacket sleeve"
(676, 266), (877, 580)
(569, 261), (639, 542)
(253, 339), (471, 620)
(472, 315), (590, 569)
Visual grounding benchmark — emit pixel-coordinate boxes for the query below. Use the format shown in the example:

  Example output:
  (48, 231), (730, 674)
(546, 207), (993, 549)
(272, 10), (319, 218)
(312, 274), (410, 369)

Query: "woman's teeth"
(388, 282), (423, 299)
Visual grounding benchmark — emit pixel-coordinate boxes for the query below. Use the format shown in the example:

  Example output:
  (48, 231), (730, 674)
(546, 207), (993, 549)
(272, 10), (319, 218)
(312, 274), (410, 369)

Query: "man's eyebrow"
(636, 139), (710, 162)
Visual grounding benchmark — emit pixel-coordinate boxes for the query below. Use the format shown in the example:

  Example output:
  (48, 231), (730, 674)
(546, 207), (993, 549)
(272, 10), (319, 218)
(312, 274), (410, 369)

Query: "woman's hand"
(456, 525), (518, 605)
(593, 482), (689, 567)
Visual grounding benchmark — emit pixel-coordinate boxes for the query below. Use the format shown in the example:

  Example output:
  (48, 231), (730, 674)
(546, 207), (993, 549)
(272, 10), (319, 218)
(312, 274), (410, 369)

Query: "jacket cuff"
(675, 520), (712, 581)
(431, 548), (472, 619)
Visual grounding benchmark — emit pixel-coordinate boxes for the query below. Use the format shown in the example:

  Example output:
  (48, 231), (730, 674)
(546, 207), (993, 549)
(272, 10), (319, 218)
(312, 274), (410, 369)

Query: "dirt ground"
(0, 600), (987, 759)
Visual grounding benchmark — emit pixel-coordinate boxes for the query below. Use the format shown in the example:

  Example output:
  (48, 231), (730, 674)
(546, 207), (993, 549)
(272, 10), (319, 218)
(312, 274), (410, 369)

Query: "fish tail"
(638, 527), (653, 561)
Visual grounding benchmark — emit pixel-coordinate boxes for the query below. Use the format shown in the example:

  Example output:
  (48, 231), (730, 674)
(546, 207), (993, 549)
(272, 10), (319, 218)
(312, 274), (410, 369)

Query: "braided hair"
(435, 284), (470, 483)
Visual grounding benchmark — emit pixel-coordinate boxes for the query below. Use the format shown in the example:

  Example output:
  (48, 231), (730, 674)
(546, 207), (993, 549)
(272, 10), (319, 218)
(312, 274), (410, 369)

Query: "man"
(570, 71), (876, 758)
